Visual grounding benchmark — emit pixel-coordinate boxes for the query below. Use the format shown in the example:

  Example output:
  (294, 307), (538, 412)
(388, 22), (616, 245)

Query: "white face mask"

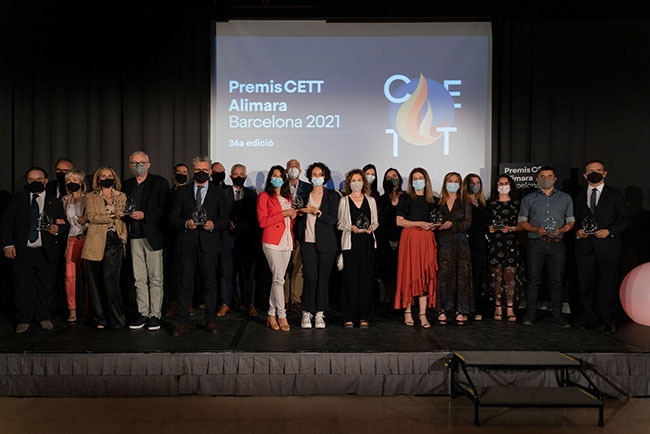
(350, 181), (364, 192)
(497, 185), (511, 195)
(287, 167), (300, 180)
(365, 174), (376, 185)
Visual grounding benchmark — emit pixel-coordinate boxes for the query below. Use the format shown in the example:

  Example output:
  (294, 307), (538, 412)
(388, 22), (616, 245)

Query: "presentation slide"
(211, 21), (492, 193)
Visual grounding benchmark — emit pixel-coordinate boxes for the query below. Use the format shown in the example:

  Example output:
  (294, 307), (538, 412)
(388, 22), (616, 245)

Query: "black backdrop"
(1, 5), (649, 262)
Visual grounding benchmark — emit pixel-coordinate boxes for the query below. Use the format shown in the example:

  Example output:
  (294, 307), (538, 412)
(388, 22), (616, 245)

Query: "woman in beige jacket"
(81, 166), (127, 329)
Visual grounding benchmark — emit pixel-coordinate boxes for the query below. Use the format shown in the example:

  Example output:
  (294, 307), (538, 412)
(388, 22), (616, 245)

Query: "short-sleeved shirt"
(396, 194), (434, 222)
(518, 189), (575, 239)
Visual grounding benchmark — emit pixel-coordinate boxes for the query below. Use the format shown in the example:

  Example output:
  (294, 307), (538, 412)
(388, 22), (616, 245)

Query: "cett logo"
(384, 74), (461, 156)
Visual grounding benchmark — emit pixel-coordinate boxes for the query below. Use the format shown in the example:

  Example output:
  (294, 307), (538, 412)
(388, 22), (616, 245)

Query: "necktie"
(590, 188), (598, 214)
(195, 185), (203, 208)
(29, 194), (39, 243)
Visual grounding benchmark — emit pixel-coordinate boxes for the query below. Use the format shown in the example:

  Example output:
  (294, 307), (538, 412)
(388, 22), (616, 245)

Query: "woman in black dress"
(487, 174), (522, 321)
(376, 168), (404, 305)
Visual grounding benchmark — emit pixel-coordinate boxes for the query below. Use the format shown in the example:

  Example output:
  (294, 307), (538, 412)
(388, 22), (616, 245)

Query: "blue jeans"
(526, 239), (565, 318)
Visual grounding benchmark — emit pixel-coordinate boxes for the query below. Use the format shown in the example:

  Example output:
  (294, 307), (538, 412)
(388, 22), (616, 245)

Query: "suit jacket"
(257, 191), (295, 246)
(169, 183), (230, 254)
(225, 186), (260, 241)
(81, 190), (128, 261)
(122, 174), (170, 251)
(1, 190), (69, 262)
(575, 184), (630, 256)
(296, 188), (340, 252)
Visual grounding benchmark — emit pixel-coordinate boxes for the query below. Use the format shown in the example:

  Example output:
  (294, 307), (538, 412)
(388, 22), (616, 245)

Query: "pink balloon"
(620, 263), (650, 326)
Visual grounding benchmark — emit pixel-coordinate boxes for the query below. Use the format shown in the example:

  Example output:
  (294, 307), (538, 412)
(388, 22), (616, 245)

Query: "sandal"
(494, 304), (503, 321)
(404, 311), (414, 327)
(507, 305), (517, 322)
(437, 312), (447, 326)
(456, 313), (466, 326)
(418, 314), (431, 329)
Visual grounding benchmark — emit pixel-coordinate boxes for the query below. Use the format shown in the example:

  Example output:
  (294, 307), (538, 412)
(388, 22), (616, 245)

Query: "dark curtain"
(0, 4), (210, 191)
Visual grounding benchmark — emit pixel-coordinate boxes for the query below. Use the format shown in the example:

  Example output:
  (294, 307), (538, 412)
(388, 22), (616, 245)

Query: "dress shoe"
(40, 320), (54, 330)
(206, 321), (219, 334)
(290, 302), (302, 313)
(267, 315), (280, 330)
(604, 324), (617, 335)
(551, 316), (571, 328)
(173, 322), (189, 337)
(278, 317), (290, 332)
(165, 301), (178, 318)
(216, 304), (230, 317)
(15, 323), (30, 334)
(248, 305), (258, 318)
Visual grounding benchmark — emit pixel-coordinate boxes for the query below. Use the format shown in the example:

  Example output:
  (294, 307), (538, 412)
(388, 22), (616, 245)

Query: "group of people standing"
(1, 155), (630, 336)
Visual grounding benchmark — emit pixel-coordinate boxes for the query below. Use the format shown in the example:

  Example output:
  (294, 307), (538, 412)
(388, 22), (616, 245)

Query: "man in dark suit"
(122, 151), (170, 331)
(216, 164), (260, 318)
(45, 157), (74, 199)
(169, 155), (230, 336)
(1, 167), (68, 333)
(283, 158), (312, 311)
(575, 160), (630, 334)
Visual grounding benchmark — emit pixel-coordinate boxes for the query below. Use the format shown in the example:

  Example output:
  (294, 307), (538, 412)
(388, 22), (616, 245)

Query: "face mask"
(287, 167), (300, 180)
(383, 177), (399, 192)
(194, 171), (210, 184)
(99, 178), (115, 189)
(497, 185), (511, 195)
(350, 181), (364, 192)
(67, 182), (81, 193)
(131, 162), (147, 177)
(26, 181), (45, 193)
(469, 184), (481, 194)
(311, 177), (325, 186)
(446, 182), (460, 193)
(231, 176), (246, 187)
(212, 172), (225, 184)
(586, 172), (603, 184)
(270, 177), (284, 188)
(366, 174), (376, 185)
(174, 173), (188, 184)
(56, 172), (66, 184)
(538, 178), (555, 189)
(412, 179), (426, 191)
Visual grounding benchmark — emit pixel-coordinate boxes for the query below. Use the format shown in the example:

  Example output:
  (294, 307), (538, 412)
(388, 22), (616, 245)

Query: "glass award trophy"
(542, 216), (559, 235)
(122, 198), (136, 216)
(430, 207), (444, 226)
(37, 212), (52, 231)
(292, 194), (304, 210)
(581, 217), (599, 236)
(191, 206), (208, 226)
(492, 214), (506, 230)
(356, 213), (370, 231)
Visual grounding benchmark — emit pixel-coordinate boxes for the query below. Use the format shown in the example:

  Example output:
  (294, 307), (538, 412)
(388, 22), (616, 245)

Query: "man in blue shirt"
(518, 166), (575, 327)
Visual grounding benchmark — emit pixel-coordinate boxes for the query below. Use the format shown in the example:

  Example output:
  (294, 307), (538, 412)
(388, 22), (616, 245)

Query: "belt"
(536, 237), (563, 243)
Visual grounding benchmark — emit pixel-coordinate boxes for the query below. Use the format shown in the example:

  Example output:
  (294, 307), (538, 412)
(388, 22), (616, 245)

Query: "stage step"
(476, 386), (600, 407)
(454, 351), (580, 368)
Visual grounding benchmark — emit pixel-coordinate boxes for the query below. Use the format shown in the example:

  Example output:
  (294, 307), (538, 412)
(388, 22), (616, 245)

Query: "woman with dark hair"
(436, 172), (472, 326)
(487, 174), (521, 322)
(81, 166), (127, 329)
(395, 168), (438, 328)
(257, 165), (297, 332)
(462, 173), (490, 321)
(337, 169), (378, 328)
(298, 162), (339, 329)
(362, 164), (380, 201)
(376, 168), (404, 305)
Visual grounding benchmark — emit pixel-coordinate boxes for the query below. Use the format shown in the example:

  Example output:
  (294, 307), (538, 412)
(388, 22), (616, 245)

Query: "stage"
(1, 309), (649, 398)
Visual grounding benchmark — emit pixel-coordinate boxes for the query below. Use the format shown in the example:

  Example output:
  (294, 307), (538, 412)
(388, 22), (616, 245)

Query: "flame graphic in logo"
(394, 74), (446, 146)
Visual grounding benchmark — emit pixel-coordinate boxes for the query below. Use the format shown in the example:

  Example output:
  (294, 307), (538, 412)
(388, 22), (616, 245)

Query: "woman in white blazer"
(337, 169), (379, 328)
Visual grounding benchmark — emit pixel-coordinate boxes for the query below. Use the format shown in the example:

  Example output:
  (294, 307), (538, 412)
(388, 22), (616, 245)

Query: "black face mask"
(194, 171), (210, 184)
(231, 176), (246, 187)
(25, 181), (45, 193)
(587, 172), (603, 184)
(212, 171), (226, 184)
(383, 177), (399, 193)
(99, 178), (115, 189)
(174, 173), (188, 184)
(67, 182), (81, 193)
(56, 171), (66, 184)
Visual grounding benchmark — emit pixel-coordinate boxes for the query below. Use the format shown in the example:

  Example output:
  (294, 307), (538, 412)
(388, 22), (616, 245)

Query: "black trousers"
(301, 242), (336, 313)
(526, 239), (565, 318)
(576, 252), (620, 327)
(87, 231), (126, 329)
(12, 247), (58, 324)
(220, 232), (257, 308)
(342, 234), (375, 322)
(470, 247), (487, 315)
(177, 246), (218, 322)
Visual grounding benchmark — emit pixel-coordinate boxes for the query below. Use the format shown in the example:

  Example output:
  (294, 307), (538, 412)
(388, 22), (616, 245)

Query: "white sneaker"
(301, 312), (313, 329)
(315, 312), (326, 329)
